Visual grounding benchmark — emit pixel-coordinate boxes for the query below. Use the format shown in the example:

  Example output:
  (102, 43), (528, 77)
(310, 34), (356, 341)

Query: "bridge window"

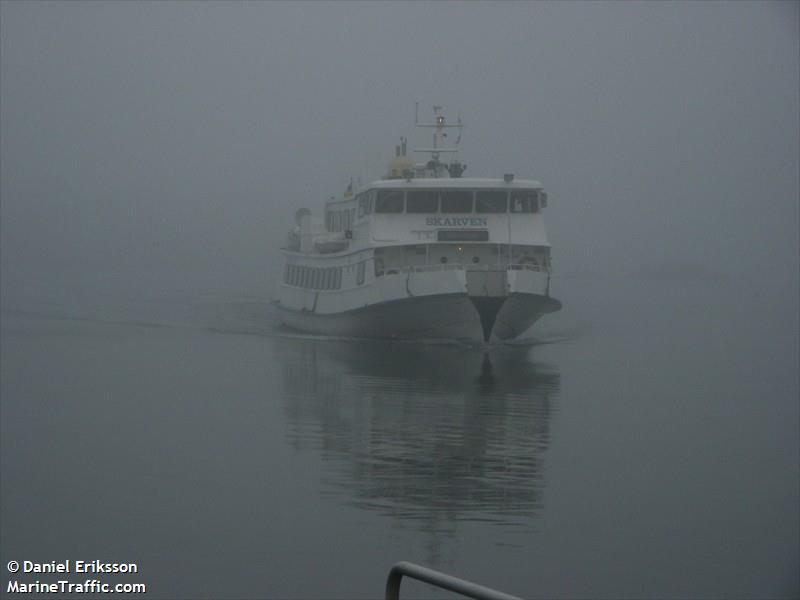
(406, 190), (438, 213)
(510, 190), (539, 213)
(476, 191), (508, 213)
(375, 190), (404, 213)
(356, 262), (365, 285)
(441, 190), (473, 213)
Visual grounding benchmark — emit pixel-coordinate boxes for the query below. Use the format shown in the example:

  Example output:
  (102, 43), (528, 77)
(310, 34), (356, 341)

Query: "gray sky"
(1, 1), (798, 303)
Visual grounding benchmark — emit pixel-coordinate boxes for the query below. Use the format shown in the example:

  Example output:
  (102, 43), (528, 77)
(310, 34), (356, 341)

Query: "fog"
(1, 1), (798, 314)
(2, 4), (799, 597)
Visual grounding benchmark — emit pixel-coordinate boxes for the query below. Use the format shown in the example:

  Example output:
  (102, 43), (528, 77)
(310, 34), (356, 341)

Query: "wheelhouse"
(355, 183), (547, 219)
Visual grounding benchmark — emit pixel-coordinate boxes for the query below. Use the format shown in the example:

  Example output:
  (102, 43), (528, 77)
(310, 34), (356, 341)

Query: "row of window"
(357, 189), (542, 216)
(285, 262), (368, 290)
(285, 264), (343, 290)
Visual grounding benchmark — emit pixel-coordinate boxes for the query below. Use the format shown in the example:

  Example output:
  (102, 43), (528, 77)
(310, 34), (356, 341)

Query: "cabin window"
(357, 194), (367, 218)
(510, 190), (539, 213)
(333, 268), (342, 289)
(476, 191), (508, 213)
(356, 262), (365, 285)
(441, 190), (473, 213)
(375, 190), (404, 213)
(406, 190), (438, 213)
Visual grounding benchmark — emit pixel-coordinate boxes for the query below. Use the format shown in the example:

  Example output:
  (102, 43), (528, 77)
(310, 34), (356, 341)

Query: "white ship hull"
(274, 291), (559, 342)
(274, 266), (561, 342)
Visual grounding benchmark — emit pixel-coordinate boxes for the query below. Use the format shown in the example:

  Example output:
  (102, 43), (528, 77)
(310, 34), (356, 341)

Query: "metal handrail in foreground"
(385, 561), (522, 600)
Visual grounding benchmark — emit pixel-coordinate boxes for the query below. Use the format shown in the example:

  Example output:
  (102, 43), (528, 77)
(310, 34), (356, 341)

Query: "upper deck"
(367, 177), (542, 190)
(310, 178), (552, 254)
(289, 106), (553, 256)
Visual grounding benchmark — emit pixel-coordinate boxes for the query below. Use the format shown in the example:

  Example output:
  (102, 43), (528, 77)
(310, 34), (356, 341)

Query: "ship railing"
(385, 561), (521, 600)
(379, 263), (546, 276)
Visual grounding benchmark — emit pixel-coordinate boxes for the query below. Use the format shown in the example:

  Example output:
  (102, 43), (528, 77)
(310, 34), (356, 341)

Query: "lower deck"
(276, 242), (559, 341)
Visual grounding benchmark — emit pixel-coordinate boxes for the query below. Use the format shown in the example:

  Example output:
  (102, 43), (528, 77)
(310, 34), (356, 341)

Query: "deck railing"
(380, 262), (546, 276)
(385, 562), (522, 600)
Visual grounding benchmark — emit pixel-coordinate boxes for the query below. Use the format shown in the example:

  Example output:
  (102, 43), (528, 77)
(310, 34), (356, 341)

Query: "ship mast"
(413, 103), (466, 178)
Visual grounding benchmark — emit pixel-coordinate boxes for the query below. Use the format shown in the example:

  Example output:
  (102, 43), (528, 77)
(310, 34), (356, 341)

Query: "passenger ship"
(274, 106), (561, 342)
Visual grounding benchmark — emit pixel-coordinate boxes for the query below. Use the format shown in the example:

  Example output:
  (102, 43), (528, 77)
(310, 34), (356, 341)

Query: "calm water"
(1, 275), (797, 599)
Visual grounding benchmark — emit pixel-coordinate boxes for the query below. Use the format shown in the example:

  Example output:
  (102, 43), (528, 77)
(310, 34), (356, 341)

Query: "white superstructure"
(273, 106), (561, 342)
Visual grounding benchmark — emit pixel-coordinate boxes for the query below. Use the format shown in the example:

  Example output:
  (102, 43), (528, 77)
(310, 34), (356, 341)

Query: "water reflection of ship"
(278, 337), (560, 559)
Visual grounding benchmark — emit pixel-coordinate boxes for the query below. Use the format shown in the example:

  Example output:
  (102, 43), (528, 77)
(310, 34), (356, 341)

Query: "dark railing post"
(385, 561), (522, 600)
